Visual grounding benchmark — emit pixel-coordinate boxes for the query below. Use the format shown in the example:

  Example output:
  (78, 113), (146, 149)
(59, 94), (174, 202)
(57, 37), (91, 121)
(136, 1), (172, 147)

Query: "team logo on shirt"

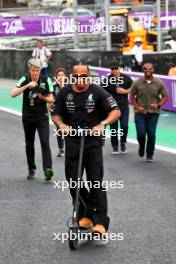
(88, 94), (93, 101)
(67, 93), (73, 101)
(86, 93), (95, 113)
(29, 90), (37, 106)
(66, 93), (75, 113)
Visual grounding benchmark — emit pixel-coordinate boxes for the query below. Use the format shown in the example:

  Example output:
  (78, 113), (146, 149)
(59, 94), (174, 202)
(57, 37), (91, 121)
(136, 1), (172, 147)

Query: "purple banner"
(0, 16), (106, 36)
(129, 12), (176, 29)
(0, 13), (176, 37)
(96, 67), (176, 112)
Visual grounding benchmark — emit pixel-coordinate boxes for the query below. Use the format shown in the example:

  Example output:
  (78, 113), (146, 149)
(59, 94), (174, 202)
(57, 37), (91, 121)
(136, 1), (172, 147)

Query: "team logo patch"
(88, 94), (93, 101)
(67, 94), (73, 100)
(87, 109), (93, 113)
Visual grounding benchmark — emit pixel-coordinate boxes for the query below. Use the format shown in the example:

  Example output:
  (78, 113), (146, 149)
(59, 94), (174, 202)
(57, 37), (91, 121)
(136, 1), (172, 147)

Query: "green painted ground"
(1, 87), (176, 150)
(0, 87), (22, 112)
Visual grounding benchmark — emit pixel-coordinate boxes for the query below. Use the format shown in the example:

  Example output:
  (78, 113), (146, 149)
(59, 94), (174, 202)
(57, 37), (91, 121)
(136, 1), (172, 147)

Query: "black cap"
(110, 62), (121, 68)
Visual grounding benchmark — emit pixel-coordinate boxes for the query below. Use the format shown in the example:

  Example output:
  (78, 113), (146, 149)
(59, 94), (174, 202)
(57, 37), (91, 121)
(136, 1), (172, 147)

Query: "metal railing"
(1, 1), (176, 16)
(1, 33), (106, 50)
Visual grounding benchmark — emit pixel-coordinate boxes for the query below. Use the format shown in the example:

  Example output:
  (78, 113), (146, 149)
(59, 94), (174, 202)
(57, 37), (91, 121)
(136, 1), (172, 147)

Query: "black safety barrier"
(0, 49), (175, 79)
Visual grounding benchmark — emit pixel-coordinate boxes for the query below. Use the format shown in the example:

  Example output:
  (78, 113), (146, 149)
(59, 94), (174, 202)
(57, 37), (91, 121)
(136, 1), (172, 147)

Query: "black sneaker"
(138, 145), (145, 158)
(146, 156), (153, 162)
(27, 170), (35, 180)
(121, 143), (127, 153)
(112, 148), (119, 155)
(57, 149), (64, 157)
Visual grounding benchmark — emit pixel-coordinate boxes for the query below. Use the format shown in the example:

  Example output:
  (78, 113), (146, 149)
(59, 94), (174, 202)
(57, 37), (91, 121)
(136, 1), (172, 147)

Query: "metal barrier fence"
(1, 34), (106, 50)
(89, 65), (176, 112)
(0, 49), (175, 78)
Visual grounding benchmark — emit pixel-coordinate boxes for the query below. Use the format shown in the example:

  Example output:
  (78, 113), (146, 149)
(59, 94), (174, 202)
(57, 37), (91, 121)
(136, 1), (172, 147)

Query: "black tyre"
(68, 227), (79, 250)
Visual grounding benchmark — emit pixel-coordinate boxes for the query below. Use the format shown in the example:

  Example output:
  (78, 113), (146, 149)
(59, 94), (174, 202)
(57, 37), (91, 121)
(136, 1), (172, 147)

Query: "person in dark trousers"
(52, 65), (121, 236)
(52, 68), (67, 157)
(11, 58), (54, 181)
(131, 37), (143, 72)
(131, 62), (169, 162)
(102, 62), (133, 154)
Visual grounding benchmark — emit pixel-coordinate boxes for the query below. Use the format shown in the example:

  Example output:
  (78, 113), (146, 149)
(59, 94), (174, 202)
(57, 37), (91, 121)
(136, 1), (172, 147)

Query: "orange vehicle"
(109, 8), (154, 52)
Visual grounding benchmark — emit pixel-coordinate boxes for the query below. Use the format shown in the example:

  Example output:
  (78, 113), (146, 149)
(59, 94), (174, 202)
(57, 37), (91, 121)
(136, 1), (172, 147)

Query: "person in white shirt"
(32, 39), (52, 78)
(131, 37), (143, 72)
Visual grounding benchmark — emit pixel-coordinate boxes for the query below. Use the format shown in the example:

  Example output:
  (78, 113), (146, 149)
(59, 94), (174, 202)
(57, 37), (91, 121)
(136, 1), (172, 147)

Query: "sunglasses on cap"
(111, 67), (119, 70)
(72, 74), (89, 79)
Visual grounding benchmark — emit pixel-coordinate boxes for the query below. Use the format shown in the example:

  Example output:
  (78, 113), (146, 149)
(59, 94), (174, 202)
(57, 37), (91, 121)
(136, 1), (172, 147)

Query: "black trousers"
(133, 61), (143, 72)
(65, 137), (110, 230)
(22, 116), (52, 171)
(110, 108), (129, 149)
(56, 125), (64, 149)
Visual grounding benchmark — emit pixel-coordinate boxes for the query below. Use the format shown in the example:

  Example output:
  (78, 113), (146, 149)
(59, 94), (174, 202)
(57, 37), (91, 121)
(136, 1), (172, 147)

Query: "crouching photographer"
(11, 58), (54, 181)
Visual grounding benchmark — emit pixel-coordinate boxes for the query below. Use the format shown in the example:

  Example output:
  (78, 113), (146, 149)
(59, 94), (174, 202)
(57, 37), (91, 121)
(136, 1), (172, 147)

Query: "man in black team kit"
(11, 58), (54, 181)
(102, 62), (133, 154)
(52, 65), (120, 236)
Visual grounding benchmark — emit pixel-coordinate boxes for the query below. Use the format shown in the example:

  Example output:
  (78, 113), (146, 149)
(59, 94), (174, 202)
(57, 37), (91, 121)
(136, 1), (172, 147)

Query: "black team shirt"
(16, 75), (53, 120)
(102, 73), (133, 110)
(53, 84), (119, 130)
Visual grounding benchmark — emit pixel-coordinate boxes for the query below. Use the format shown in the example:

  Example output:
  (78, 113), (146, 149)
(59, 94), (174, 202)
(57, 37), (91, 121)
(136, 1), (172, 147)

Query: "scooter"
(67, 130), (92, 250)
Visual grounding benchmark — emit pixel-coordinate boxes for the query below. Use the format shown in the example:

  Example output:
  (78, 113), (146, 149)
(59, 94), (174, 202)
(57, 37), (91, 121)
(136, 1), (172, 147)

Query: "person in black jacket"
(102, 62), (133, 154)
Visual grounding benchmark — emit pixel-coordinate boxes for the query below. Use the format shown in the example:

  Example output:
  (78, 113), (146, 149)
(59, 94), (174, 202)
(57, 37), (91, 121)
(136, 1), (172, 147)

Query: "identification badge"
(30, 97), (35, 106)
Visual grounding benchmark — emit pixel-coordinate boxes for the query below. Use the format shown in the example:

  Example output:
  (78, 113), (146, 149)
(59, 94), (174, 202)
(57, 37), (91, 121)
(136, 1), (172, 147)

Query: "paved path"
(0, 109), (176, 264)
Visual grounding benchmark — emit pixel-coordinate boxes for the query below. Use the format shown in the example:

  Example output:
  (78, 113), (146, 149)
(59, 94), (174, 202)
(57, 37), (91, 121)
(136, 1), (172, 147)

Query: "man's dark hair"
(72, 64), (89, 73)
(55, 68), (67, 77)
(142, 62), (154, 69)
(36, 39), (43, 44)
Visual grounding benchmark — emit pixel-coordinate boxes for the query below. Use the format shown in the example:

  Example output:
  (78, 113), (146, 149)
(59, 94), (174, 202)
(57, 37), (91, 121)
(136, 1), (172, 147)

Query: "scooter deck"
(79, 227), (93, 233)
(78, 227), (93, 240)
